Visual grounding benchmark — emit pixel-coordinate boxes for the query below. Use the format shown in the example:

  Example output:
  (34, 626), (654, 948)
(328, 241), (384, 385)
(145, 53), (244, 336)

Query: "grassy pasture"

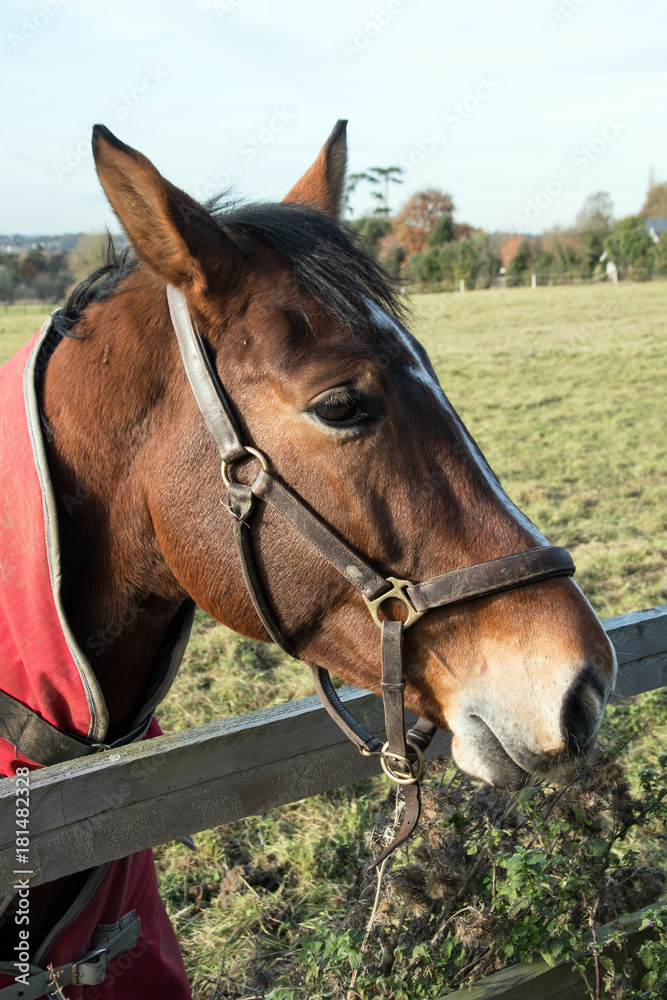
(0, 303), (53, 363)
(2, 283), (666, 996)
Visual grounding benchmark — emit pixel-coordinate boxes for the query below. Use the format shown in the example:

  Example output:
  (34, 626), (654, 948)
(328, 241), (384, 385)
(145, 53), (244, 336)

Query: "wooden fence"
(441, 904), (661, 999)
(1, 604), (665, 900)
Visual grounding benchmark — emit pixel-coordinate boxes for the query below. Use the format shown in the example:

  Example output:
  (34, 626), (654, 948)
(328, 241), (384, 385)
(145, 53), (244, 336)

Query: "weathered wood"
(603, 605), (667, 701)
(0, 605), (664, 892)
(604, 604), (667, 666)
(610, 650), (667, 702)
(445, 955), (584, 1000)
(606, 605), (667, 699)
(441, 904), (661, 998)
(0, 687), (451, 892)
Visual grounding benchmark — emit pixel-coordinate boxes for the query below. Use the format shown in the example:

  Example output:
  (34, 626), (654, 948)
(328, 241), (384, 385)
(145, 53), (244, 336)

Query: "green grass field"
(2, 284), (666, 997)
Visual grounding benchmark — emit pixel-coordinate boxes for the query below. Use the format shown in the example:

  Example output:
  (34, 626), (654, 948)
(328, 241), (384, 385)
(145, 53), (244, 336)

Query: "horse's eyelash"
(320, 389), (358, 407)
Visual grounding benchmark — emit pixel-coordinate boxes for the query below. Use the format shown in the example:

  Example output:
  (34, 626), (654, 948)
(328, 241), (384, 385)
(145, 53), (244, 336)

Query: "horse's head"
(90, 122), (616, 789)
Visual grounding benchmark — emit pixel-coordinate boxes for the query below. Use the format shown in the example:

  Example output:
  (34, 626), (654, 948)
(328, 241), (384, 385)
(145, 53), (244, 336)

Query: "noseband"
(167, 286), (576, 865)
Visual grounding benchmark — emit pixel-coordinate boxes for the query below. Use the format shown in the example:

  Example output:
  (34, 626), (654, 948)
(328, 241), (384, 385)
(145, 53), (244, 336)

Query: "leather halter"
(167, 286), (576, 864)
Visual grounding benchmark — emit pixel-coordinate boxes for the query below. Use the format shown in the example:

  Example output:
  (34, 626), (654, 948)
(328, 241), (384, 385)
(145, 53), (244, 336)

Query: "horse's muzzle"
(449, 656), (617, 790)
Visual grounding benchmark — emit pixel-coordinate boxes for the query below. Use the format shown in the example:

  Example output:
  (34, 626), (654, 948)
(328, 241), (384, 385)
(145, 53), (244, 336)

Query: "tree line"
(0, 232), (117, 305)
(1, 180), (666, 304)
(0, 247), (71, 304)
(349, 174), (667, 289)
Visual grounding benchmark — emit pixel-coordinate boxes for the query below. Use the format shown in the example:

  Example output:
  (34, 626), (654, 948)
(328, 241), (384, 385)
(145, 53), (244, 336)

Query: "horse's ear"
(283, 120), (348, 219)
(92, 125), (228, 294)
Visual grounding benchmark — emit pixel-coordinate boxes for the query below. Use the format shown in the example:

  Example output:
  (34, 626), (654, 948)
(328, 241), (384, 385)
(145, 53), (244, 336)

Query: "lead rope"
(366, 622), (428, 870)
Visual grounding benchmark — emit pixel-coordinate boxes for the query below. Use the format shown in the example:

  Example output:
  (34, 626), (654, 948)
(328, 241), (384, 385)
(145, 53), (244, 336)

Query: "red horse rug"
(0, 321), (194, 997)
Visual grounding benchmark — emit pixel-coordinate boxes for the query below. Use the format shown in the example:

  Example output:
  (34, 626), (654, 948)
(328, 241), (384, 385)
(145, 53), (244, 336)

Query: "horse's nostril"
(561, 665), (606, 753)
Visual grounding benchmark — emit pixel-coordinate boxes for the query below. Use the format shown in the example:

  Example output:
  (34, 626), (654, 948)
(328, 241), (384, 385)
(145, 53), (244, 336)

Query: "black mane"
(212, 200), (406, 329)
(53, 201), (405, 337)
(51, 237), (137, 339)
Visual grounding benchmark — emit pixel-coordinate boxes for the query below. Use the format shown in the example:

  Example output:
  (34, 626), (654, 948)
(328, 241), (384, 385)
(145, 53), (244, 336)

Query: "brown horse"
(0, 121), (615, 996)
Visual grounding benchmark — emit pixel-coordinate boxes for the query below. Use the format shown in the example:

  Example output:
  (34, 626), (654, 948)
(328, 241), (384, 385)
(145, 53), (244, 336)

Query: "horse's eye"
(314, 391), (364, 424)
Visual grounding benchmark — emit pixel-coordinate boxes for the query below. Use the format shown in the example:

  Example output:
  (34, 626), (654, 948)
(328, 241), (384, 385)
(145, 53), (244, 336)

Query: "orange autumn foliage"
(390, 189), (455, 256)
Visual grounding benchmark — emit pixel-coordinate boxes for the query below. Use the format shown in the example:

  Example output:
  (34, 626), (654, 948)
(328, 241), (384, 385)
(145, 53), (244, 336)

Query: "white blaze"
(365, 297), (547, 544)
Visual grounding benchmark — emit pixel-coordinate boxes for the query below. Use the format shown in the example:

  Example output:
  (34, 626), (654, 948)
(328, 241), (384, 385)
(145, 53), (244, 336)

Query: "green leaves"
(267, 700), (667, 1000)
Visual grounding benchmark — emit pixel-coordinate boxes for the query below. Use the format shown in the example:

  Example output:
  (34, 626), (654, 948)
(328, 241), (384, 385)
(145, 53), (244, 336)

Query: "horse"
(0, 120), (616, 998)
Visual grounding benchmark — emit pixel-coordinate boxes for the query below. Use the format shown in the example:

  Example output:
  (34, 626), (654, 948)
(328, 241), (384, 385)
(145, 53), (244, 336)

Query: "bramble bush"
(269, 698), (667, 1000)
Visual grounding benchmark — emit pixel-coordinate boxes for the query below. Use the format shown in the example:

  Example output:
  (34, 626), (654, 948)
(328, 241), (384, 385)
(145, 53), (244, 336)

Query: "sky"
(1, 0), (666, 236)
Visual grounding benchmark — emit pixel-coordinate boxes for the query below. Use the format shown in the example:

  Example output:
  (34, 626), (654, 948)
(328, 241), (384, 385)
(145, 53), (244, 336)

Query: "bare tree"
(366, 166), (405, 216)
(345, 172), (374, 217)
(640, 182), (667, 218)
(68, 232), (110, 284)
(575, 192), (614, 237)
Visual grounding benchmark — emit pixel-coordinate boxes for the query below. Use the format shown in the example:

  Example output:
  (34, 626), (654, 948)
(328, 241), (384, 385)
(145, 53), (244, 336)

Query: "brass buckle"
(70, 946), (108, 986)
(363, 577), (425, 629)
(380, 740), (425, 785)
(221, 446), (269, 488)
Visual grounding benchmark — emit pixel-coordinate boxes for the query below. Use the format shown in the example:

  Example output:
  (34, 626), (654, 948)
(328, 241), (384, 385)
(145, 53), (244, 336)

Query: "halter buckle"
(363, 577), (425, 629)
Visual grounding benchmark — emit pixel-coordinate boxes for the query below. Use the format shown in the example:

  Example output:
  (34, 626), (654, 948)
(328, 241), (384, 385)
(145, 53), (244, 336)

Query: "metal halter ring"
(363, 577), (425, 629)
(380, 740), (425, 785)
(221, 446), (269, 488)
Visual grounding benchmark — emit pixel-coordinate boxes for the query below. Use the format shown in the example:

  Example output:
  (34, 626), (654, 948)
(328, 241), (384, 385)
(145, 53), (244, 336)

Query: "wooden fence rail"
(1, 605), (665, 897)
